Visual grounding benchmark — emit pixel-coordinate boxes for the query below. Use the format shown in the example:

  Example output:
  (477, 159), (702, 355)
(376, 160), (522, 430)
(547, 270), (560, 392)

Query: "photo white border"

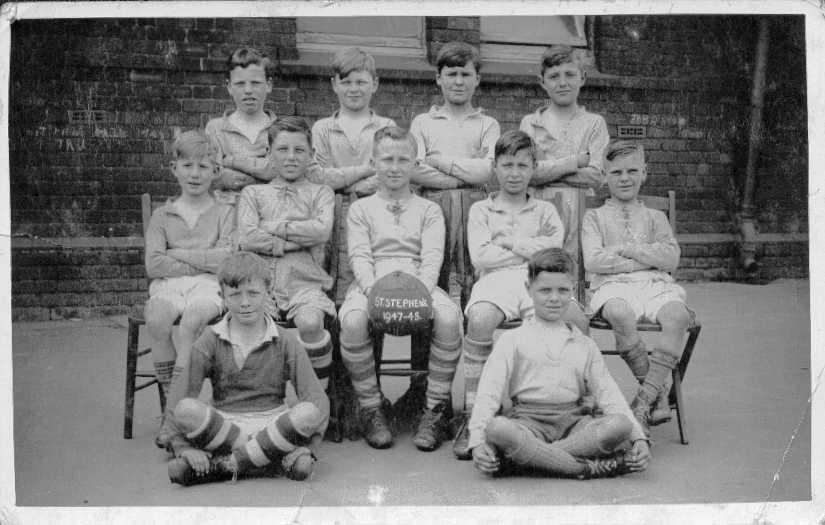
(0, 1), (822, 523)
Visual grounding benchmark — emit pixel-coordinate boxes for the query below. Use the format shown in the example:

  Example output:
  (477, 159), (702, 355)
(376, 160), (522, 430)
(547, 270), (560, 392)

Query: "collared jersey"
(205, 109), (277, 178)
(467, 192), (564, 277)
(468, 318), (647, 449)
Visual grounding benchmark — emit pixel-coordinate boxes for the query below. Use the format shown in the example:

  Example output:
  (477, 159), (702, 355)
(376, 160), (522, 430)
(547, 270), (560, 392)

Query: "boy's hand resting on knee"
(180, 449), (212, 475)
(625, 440), (650, 472)
(472, 443), (500, 475)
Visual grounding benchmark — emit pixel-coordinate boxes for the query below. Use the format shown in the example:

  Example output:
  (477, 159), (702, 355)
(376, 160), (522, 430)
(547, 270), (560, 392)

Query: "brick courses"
(9, 16), (807, 320)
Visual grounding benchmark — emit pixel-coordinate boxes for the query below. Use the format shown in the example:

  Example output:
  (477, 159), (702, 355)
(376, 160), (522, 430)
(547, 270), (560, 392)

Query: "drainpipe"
(739, 17), (770, 272)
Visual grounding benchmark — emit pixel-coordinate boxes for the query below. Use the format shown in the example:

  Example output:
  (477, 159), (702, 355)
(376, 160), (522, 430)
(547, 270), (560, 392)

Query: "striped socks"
(462, 336), (493, 411)
(233, 403), (322, 472)
(426, 335), (462, 410)
(340, 338), (381, 409)
(299, 331), (332, 391)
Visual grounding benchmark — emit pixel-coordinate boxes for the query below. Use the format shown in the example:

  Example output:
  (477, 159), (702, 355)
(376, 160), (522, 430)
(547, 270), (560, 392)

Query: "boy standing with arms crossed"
(520, 45), (609, 259)
(340, 126), (463, 452)
(582, 141), (693, 434)
(311, 47), (396, 302)
(167, 252), (328, 485)
(237, 117), (337, 392)
(452, 130), (565, 459)
(206, 47), (277, 208)
(410, 41), (500, 291)
(469, 248), (650, 479)
(145, 130), (234, 447)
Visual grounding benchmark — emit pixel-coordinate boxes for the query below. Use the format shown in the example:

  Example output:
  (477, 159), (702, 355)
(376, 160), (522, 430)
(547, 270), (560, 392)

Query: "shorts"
(217, 405), (288, 438)
(590, 280), (688, 323)
(338, 283), (460, 323)
(267, 287), (336, 322)
(465, 268), (532, 321)
(147, 274), (223, 314)
(506, 401), (593, 443)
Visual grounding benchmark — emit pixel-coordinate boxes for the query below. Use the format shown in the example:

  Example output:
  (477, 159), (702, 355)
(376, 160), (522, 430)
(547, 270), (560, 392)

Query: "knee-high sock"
(154, 360), (175, 396)
(299, 330), (332, 390)
(553, 414), (633, 458)
(462, 336), (493, 411)
(232, 403), (323, 472)
(618, 338), (649, 384)
(427, 335), (462, 409)
(486, 418), (584, 476)
(341, 338), (381, 409)
(184, 407), (247, 456)
(638, 349), (679, 404)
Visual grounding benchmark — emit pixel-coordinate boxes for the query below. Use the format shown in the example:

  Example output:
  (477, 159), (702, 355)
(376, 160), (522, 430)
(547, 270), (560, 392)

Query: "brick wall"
(9, 16), (807, 320)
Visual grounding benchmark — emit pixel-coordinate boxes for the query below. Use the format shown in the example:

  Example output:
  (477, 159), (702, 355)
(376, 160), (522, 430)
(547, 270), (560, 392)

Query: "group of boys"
(144, 40), (692, 486)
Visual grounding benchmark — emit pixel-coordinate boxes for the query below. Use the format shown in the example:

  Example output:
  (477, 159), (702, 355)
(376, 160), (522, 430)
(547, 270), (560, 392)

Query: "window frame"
(295, 17), (427, 59)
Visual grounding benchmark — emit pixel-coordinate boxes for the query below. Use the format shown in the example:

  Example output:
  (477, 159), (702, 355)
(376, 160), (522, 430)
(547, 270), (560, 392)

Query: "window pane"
(297, 17), (422, 38)
(481, 16), (586, 47)
(296, 17), (425, 57)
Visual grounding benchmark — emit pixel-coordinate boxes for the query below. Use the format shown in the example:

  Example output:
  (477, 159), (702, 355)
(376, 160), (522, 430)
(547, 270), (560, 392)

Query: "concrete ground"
(10, 280), (812, 508)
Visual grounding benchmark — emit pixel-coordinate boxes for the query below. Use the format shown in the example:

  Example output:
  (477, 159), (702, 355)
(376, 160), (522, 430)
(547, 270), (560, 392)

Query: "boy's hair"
(170, 130), (217, 161)
(372, 126), (418, 157)
(226, 46), (274, 79)
(494, 130), (537, 162)
(436, 41), (481, 73)
(218, 251), (272, 289)
(605, 140), (645, 163)
(267, 116), (313, 147)
(332, 47), (377, 80)
(528, 248), (576, 282)
(540, 45), (581, 75)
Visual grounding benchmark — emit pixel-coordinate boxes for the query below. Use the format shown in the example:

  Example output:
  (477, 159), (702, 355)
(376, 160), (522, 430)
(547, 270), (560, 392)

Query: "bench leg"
(124, 318), (140, 439)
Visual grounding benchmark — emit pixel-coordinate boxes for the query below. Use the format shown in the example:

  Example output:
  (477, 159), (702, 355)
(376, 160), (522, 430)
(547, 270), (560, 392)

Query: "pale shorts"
(217, 405), (288, 438)
(590, 280), (688, 323)
(338, 283), (460, 323)
(465, 268), (533, 321)
(147, 274), (223, 313)
(266, 287), (337, 322)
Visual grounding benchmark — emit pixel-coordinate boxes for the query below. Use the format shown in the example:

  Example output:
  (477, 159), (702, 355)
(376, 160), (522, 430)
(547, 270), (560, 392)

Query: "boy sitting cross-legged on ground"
(340, 126), (463, 452)
(469, 248), (650, 479)
(167, 251), (329, 485)
(144, 130), (234, 447)
(237, 116), (337, 393)
(311, 47), (396, 303)
(582, 140), (693, 434)
(206, 46), (278, 207)
(452, 130), (568, 460)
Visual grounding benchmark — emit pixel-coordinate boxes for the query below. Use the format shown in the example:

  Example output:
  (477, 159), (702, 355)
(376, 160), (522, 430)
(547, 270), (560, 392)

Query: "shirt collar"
(428, 104), (486, 120)
(212, 313), (280, 345)
(485, 192), (538, 213)
(218, 110), (278, 133)
(162, 197), (219, 219)
(604, 197), (644, 210)
(527, 104), (586, 128)
(330, 109), (382, 132)
(527, 316), (581, 341)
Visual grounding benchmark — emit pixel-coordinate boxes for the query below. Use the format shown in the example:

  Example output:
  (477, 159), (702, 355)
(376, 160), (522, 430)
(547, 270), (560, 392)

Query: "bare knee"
(433, 303), (462, 344)
(485, 416), (520, 449)
(289, 402), (324, 436)
(601, 299), (636, 330)
(563, 301), (589, 333)
(466, 302), (504, 341)
(293, 308), (325, 341)
(173, 397), (209, 432)
(656, 302), (690, 332)
(179, 303), (219, 336)
(340, 310), (369, 345)
(144, 299), (178, 338)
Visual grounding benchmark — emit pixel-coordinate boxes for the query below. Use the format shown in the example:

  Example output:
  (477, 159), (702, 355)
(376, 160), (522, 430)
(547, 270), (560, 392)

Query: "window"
(480, 16), (593, 66)
(296, 17), (426, 58)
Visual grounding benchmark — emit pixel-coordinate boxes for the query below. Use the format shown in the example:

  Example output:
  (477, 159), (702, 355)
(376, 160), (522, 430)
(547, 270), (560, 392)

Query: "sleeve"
(168, 335), (213, 456)
(279, 186), (335, 247)
(582, 339), (647, 442)
(467, 331), (515, 450)
(228, 155), (272, 181)
(443, 118), (499, 185)
(162, 206), (235, 273)
(409, 115), (462, 189)
(311, 120), (333, 168)
(417, 202), (446, 292)
(306, 161), (368, 192)
(519, 115), (579, 186)
(510, 203), (565, 259)
(621, 211), (681, 272)
(466, 201), (524, 271)
(561, 115), (609, 189)
(347, 201), (377, 291)
(236, 187), (284, 257)
(286, 334), (331, 437)
(581, 208), (638, 274)
(144, 209), (200, 279)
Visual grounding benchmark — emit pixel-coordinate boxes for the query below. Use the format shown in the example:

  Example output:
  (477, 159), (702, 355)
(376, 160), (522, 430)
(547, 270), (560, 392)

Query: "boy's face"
(227, 64), (272, 116)
(539, 61), (584, 107)
(372, 138), (416, 192)
(170, 155), (217, 198)
(436, 62), (479, 106)
(269, 131), (312, 182)
(332, 70), (378, 113)
(605, 151), (647, 202)
(223, 278), (268, 326)
(494, 149), (535, 196)
(528, 271), (574, 322)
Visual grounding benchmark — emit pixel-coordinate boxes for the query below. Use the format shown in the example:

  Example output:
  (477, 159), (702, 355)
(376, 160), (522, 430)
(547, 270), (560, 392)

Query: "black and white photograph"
(1, 1), (821, 523)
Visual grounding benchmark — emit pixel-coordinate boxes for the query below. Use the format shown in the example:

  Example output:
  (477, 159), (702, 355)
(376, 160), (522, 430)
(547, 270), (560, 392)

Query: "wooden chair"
(583, 190), (701, 444)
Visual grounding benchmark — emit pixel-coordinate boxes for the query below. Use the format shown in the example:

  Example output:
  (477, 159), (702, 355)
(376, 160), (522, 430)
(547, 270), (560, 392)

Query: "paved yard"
(6, 279), (815, 522)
